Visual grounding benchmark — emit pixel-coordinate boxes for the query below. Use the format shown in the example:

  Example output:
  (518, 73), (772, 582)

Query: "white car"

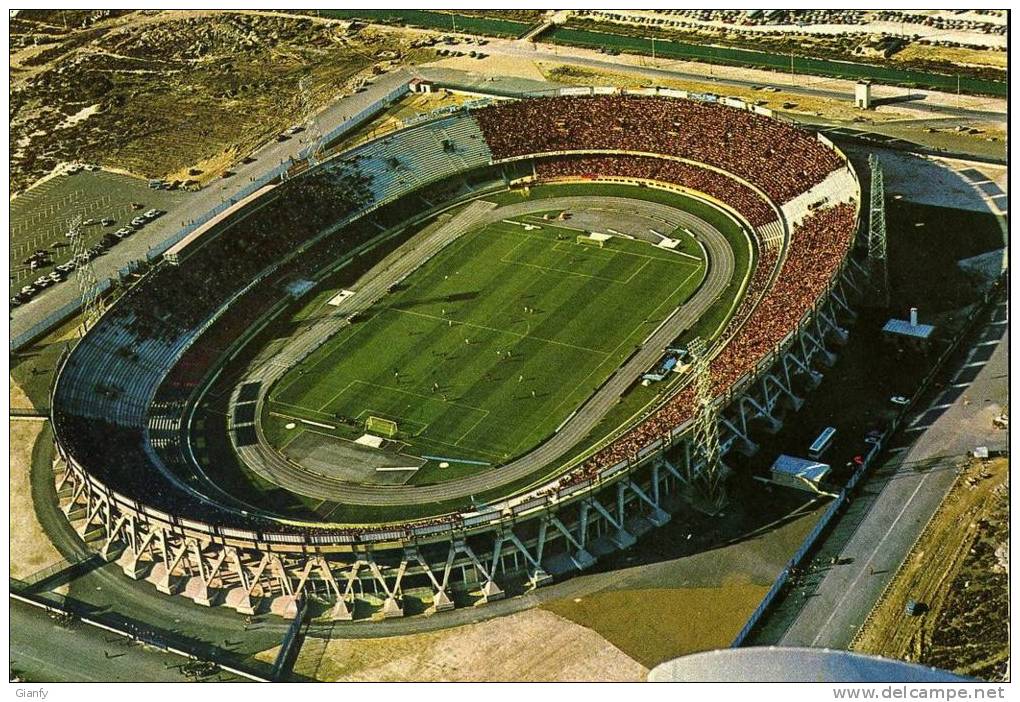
(890, 395), (910, 406)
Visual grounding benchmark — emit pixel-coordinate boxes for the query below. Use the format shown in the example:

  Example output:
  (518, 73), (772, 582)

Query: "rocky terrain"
(10, 10), (425, 194)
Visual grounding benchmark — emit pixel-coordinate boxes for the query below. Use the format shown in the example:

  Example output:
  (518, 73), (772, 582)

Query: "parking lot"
(9, 169), (188, 300)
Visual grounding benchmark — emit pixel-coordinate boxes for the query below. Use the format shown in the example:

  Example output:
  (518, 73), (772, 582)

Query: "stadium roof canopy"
(647, 647), (969, 683)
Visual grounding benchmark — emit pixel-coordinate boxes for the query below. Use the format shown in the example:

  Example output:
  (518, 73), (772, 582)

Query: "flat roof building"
(771, 454), (830, 492)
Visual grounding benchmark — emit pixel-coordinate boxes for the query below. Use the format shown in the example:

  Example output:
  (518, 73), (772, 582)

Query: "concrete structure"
(648, 647), (969, 682)
(854, 80), (873, 110)
(770, 455), (831, 493)
(51, 90), (862, 620)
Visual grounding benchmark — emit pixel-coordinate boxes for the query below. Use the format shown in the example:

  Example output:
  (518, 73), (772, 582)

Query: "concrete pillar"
(432, 589), (455, 612)
(150, 563), (177, 596)
(117, 550), (151, 580)
(329, 597), (353, 621)
(185, 576), (213, 606)
(381, 597), (404, 618)
(478, 580), (504, 603)
(225, 587), (256, 615)
(271, 594), (301, 619)
(571, 549), (596, 571)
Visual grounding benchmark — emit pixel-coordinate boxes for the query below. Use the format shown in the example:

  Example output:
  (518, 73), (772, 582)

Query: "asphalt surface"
(753, 298), (1008, 649)
(10, 68), (412, 347)
(457, 39), (1006, 124)
(9, 598), (195, 683)
(231, 195), (735, 505)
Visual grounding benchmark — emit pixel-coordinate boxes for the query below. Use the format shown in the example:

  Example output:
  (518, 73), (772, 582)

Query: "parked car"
(144, 209), (164, 220)
(130, 216), (148, 227)
(864, 429), (883, 446)
(890, 395), (910, 406)
(101, 217), (115, 226)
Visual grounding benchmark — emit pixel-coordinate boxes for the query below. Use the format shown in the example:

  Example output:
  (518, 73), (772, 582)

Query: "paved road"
(9, 598), (196, 683)
(754, 298), (1008, 649)
(10, 69), (412, 347)
(231, 195), (735, 505)
(455, 39), (1006, 124)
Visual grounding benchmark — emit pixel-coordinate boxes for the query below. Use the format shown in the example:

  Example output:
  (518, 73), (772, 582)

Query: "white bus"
(808, 427), (837, 459)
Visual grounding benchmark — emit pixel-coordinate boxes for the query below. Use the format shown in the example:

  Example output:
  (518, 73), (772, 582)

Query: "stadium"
(51, 88), (863, 621)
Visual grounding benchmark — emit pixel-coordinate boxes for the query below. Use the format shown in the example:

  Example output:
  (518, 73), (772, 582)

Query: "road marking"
(808, 468), (937, 647)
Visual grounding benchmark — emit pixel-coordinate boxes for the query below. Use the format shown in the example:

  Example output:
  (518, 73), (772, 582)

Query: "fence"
(730, 276), (1005, 647)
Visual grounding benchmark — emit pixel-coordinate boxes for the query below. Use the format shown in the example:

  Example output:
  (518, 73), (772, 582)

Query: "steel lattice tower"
(687, 337), (724, 503)
(867, 153), (890, 307)
(69, 216), (105, 334)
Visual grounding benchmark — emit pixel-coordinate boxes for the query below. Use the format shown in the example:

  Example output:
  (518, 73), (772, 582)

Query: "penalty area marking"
(328, 289), (356, 306)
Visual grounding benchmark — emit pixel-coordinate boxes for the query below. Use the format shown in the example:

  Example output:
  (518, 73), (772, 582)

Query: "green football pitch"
(264, 214), (706, 480)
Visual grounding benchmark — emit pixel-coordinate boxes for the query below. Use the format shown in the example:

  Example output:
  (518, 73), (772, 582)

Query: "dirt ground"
(852, 457), (1008, 681)
(434, 51), (548, 82)
(9, 420), (65, 582)
(543, 576), (767, 669)
(254, 494), (823, 680)
(10, 378), (35, 413)
(893, 43), (1008, 71)
(257, 608), (647, 681)
(9, 10), (429, 194)
(541, 502), (822, 667)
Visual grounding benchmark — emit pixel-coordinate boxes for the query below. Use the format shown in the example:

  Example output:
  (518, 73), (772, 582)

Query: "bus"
(808, 427), (837, 459)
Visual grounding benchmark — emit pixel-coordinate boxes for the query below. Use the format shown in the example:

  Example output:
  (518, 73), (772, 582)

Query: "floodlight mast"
(867, 153), (889, 308)
(70, 215), (106, 335)
(687, 336), (724, 504)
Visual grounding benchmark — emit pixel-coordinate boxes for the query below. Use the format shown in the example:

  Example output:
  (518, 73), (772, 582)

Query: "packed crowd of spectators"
(535, 154), (778, 227)
(555, 202), (857, 489)
(473, 94), (844, 204)
(53, 163), (394, 537)
(118, 165), (374, 345)
(59, 203), (856, 540)
(56, 95), (858, 540)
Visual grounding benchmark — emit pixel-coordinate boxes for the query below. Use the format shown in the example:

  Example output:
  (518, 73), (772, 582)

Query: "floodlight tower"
(687, 337), (724, 504)
(69, 216), (106, 334)
(867, 153), (890, 308)
(300, 75), (323, 168)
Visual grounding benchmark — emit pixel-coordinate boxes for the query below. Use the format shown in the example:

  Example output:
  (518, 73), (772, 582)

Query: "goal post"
(576, 235), (604, 248)
(365, 415), (398, 438)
